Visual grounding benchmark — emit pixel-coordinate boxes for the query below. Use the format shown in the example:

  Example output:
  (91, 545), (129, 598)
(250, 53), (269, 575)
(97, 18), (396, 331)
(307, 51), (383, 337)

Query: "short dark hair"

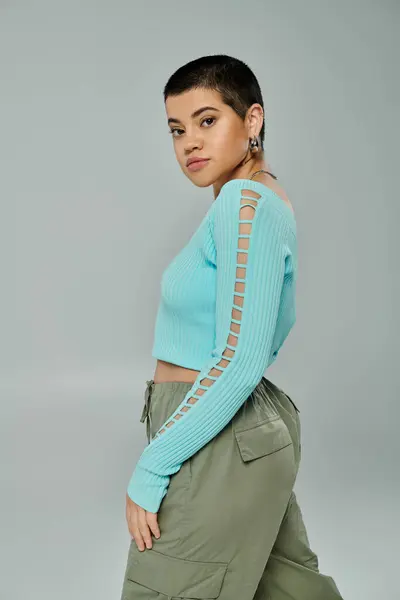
(163, 54), (265, 151)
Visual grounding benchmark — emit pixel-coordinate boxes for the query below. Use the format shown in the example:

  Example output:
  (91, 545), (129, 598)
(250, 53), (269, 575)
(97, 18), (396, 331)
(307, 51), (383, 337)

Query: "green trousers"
(120, 376), (344, 599)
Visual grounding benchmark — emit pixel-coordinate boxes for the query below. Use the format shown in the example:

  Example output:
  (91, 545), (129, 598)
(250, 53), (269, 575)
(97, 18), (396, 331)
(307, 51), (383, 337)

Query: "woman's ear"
(246, 103), (264, 139)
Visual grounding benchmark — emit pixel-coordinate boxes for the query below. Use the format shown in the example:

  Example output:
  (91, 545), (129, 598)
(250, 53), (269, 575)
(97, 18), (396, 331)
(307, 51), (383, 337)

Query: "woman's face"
(165, 87), (259, 189)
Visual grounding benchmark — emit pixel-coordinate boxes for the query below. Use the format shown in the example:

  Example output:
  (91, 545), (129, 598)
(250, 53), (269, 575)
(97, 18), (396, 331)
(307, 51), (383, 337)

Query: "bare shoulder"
(251, 173), (295, 215)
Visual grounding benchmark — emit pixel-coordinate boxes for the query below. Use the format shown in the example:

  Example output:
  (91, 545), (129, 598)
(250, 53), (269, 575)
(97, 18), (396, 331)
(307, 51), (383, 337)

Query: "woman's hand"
(125, 493), (160, 551)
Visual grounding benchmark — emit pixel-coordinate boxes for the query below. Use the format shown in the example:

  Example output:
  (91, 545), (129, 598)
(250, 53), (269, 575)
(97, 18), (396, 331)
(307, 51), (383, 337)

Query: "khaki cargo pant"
(120, 376), (344, 600)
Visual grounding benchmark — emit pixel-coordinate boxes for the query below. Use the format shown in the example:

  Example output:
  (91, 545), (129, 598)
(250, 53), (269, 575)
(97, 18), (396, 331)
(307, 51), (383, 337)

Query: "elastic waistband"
(139, 376), (299, 443)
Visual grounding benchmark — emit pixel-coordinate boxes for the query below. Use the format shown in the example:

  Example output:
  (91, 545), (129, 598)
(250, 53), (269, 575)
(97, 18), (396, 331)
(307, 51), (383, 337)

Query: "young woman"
(120, 55), (344, 600)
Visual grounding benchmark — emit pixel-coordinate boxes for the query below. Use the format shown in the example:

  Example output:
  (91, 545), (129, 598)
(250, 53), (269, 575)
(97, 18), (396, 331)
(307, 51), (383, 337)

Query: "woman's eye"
(169, 128), (183, 137)
(168, 118), (215, 138)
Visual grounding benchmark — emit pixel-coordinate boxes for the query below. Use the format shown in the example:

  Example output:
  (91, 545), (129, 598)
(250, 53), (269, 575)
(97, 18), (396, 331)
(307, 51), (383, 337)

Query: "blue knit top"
(127, 178), (298, 512)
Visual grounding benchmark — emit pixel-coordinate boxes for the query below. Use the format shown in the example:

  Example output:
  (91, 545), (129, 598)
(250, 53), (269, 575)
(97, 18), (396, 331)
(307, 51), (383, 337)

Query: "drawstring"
(140, 379), (154, 442)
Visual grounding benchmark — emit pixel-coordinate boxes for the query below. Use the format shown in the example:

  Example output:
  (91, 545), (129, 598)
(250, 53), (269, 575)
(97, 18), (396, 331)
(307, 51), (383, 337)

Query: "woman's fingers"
(137, 508), (154, 549)
(126, 494), (161, 551)
(131, 507), (146, 551)
(126, 494), (145, 550)
(146, 512), (161, 540)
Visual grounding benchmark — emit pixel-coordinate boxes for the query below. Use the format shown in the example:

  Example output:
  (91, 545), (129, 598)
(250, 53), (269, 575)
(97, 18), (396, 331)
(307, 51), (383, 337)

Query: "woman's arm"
(127, 184), (291, 512)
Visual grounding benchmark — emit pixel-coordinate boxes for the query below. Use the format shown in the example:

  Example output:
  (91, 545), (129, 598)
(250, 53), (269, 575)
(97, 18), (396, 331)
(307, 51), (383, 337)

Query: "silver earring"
(249, 135), (259, 153)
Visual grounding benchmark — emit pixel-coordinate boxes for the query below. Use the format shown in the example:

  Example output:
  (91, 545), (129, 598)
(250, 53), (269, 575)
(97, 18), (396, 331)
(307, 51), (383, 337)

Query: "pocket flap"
(234, 416), (292, 462)
(127, 546), (228, 598)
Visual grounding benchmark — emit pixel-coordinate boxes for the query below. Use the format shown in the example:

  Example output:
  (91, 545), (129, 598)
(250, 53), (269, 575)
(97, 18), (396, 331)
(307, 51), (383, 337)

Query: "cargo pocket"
(125, 546), (228, 599)
(234, 415), (292, 462)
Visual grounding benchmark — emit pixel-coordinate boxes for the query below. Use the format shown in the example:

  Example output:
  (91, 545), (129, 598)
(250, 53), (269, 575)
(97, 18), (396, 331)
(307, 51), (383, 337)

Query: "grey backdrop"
(2, 1), (398, 599)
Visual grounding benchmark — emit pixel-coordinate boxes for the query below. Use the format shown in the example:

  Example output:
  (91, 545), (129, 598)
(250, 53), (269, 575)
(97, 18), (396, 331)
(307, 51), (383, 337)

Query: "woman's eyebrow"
(168, 105), (221, 125)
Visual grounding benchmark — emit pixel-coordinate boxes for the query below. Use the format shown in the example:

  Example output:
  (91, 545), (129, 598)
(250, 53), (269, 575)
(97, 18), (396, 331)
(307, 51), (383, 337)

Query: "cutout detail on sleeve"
(152, 189), (261, 440)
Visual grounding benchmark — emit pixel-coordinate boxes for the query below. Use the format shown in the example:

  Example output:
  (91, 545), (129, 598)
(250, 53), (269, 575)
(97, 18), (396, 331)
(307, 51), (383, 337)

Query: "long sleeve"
(127, 184), (291, 512)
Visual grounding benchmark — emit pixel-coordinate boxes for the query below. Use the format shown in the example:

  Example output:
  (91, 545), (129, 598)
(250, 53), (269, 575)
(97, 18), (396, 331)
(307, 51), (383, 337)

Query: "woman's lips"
(187, 159), (210, 172)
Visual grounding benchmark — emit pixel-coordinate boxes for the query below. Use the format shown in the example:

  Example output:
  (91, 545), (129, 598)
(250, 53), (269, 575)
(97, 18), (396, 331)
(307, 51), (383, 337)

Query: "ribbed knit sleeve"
(127, 183), (291, 512)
